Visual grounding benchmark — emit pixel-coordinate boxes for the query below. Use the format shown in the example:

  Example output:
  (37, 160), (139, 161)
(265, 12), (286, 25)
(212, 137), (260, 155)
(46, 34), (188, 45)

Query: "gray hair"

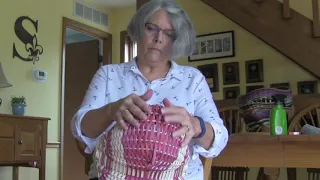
(127, 0), (196, 59)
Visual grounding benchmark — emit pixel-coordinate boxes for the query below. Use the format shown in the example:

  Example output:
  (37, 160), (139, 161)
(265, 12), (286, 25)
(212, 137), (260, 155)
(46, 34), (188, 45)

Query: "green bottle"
(270, 95), (288, 135)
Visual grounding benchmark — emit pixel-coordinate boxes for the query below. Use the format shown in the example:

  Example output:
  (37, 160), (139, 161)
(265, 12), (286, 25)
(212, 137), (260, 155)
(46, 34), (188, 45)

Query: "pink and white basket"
(94, 104), (190, 180)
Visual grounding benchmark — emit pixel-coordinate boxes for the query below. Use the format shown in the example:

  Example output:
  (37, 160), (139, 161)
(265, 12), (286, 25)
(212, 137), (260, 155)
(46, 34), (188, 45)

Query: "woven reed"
(95, 104), (190, 180)
(236, 88), (293, 132)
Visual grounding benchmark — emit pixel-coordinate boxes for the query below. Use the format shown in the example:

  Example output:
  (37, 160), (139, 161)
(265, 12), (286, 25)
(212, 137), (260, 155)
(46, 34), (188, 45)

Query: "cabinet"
(0, 114), (50, 180)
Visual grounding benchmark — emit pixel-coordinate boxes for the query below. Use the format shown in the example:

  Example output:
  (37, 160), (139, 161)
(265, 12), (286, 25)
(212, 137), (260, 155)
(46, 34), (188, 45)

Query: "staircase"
(201, 0), (320, 79)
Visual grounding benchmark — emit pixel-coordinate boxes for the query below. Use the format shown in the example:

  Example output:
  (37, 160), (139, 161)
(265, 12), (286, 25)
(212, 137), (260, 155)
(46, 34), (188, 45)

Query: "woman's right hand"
(112, 89), (153, 130)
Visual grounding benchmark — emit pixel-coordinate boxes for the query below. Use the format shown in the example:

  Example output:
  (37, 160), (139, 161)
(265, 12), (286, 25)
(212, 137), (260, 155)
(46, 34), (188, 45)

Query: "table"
(212, 133), (320, 168)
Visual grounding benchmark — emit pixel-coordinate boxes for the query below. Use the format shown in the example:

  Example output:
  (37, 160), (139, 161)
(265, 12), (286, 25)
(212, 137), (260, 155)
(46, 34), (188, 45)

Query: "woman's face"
(138, 9), (176, 62)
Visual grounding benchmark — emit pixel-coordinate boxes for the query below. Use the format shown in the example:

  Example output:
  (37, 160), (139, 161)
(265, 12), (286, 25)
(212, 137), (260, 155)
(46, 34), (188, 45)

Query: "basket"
(94, 104), (190, 180)
(236, 88), (293, 132)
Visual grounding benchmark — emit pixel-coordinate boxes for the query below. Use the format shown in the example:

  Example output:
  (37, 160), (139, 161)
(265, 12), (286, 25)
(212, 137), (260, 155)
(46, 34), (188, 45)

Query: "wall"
(110, 0), (318, 179)
(0, 0), (111, 180)
(108, 5), (136, 63)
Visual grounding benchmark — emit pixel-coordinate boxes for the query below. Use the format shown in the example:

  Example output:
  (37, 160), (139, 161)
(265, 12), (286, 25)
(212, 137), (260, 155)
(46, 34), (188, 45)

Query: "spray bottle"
(270, 94), (288, 135)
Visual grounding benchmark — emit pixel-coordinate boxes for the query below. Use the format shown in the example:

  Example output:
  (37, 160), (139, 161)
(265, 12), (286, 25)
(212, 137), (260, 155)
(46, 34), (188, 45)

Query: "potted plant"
(11, 96), (27, 115)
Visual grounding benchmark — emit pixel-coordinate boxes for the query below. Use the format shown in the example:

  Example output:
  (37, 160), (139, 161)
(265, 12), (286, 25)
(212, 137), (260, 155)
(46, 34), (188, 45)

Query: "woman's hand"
(112, 89), (153, 130)
(161, 98), (202, 147)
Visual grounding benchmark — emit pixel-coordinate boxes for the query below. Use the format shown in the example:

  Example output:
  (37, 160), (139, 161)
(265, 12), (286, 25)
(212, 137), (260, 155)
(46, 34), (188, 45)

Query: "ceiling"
(93, 0), (135, 7)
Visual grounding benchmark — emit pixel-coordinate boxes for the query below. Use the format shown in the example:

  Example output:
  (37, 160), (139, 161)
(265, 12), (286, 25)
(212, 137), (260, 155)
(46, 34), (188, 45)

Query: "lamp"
(0, 62), (12, 88)
(0, 62), (12, 106)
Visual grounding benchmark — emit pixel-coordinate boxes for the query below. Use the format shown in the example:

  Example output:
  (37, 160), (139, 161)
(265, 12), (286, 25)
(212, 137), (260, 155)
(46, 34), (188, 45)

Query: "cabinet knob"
(18, 140), (23, 145)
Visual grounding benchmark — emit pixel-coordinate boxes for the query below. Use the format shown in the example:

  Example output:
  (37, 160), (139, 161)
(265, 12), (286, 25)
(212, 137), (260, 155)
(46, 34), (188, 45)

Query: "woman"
(71, 0), (228, 179)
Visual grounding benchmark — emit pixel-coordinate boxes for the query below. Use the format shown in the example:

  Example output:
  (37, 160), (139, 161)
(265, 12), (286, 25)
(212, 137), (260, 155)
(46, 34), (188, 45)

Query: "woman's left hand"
(161, 98), (201, 147)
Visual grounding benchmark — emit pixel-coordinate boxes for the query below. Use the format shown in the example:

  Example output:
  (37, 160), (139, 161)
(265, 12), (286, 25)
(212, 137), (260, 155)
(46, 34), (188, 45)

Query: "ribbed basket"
(95, 104), (190, 180)
(236, 88), (293, 132)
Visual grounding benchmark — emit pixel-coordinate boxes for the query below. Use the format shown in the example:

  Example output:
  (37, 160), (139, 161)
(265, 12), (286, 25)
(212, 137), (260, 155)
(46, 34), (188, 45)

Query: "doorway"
(60, 17), (112, 180)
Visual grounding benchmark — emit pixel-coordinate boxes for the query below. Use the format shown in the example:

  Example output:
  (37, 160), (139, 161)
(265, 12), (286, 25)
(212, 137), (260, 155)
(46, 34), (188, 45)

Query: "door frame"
(59, 17), (112, 180)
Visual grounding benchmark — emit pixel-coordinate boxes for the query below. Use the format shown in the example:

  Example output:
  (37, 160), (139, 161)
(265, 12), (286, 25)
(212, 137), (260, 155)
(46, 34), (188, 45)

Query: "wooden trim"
(46, 142), (61, 148)
(60, 17), (112, 180)
(137, 0), (149, 10)
(120, 31), (127, 63)
(312, 0), (320, 37)
(283, 0), (291, 19)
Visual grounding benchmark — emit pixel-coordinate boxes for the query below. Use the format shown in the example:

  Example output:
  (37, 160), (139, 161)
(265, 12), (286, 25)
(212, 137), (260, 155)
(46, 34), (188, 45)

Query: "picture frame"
(297, 81), (318, 94)
(223, 86), (240, 99)
(246, 85), (264, 93)
(188, 31), (235, 62)
(270, 82), (290, 90)
(197, 63), (219, 92)
(245, 59), (264, 83)
(223, 62), (239, 85)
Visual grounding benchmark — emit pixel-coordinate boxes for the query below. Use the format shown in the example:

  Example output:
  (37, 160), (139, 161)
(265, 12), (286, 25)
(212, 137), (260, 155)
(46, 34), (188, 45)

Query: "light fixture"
(0, 62), (12, 88)
(0, 62), (12, 106)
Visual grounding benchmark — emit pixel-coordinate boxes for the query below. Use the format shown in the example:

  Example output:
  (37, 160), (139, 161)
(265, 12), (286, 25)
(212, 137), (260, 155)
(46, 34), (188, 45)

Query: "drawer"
(0, 119), (14, 138)
(0, 138), (14, 162)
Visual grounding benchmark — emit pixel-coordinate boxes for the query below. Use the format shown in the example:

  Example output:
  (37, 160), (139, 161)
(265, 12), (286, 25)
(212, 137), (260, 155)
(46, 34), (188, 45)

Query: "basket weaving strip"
(95, 104), (190, 180)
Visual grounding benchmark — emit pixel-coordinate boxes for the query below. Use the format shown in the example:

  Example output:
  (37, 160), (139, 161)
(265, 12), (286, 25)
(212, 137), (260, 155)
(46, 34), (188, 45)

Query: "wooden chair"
(75, 138), (93, 175)
(288, 102), (320, 180)
(201, 106), (249, 180)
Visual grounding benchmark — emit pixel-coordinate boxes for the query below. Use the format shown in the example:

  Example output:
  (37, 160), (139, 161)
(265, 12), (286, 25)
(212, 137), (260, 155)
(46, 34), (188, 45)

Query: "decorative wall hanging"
(223, 62), (239, 85)
(297, 81), (318, 94)
(246, 85), (264, 93)
(223, 86), (240, 99)
(245, 59), (264, 83)
(197, 63), (219, 92)
(270, 82), (290, 90)
(188, 31), (235, 62)
(13, 16), (44, 64)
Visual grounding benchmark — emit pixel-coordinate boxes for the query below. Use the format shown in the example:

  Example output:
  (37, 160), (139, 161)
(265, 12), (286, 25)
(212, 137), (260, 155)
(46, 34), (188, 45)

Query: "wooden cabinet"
(0, 114), (49, 180)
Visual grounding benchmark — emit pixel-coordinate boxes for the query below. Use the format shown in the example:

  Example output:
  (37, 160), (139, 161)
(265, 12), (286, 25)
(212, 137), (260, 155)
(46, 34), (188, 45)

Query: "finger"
(172, 126), (188, 137)
(163, 98), (173, 107)
(140, 89), (153, 101)
(164, 114), (183, 124)
(116, 113), (128, 130)
(161, 106), (181, 115)
(181, 133), (193, 147)
(122, 110), (140, 128)
(128, 105), (147, 120)
(132, 95), (152, 114)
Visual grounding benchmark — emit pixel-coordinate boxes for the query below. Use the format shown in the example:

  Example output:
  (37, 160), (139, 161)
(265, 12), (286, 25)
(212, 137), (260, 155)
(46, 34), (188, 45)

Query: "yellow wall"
(0, 0), (111, 179)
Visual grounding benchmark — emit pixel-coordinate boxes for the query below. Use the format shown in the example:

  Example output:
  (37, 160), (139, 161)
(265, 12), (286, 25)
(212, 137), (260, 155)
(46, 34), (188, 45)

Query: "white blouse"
(71, 58), (229, 180)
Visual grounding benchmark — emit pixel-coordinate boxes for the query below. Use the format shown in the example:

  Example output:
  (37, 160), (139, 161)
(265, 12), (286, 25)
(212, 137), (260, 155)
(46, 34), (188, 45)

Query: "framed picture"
(197, 63), (219, 92)
(246, 85), (264, 93)
(270, 82), (290, 90)
(245, 59), (264, 83)
(223, 62), (239, 85)
(188, 31), (235, 62)
(297, 81), (318, 94)
(223, 86), (240, 99)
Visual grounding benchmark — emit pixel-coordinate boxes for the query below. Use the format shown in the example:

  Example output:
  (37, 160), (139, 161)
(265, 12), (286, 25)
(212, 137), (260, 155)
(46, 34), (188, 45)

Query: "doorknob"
(18, 140), (22, 145)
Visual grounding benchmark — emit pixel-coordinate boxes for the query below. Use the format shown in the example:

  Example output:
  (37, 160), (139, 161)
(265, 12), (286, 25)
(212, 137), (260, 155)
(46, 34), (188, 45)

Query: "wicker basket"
(236, 88), (293, 132)
(94, 104), (190, 180)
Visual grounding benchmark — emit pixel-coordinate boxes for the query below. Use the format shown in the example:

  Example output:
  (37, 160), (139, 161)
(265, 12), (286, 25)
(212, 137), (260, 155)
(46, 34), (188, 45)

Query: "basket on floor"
(94, 104), (190, 180)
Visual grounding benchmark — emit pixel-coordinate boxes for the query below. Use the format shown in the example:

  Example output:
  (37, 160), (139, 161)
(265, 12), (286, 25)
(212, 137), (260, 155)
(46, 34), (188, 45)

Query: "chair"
(201, 106), (249, 180)
(288, 102), (320, 180)
(75, 138), (93, 175)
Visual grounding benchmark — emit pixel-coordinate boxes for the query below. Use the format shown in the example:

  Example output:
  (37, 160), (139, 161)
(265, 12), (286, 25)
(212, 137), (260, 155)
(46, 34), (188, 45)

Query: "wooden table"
(212, 133), (320, 168)
(0, 114), (50, 180)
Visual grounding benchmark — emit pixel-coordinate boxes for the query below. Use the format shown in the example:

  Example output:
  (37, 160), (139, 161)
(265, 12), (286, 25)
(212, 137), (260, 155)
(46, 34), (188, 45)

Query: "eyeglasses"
(145, 23), (176, 42)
